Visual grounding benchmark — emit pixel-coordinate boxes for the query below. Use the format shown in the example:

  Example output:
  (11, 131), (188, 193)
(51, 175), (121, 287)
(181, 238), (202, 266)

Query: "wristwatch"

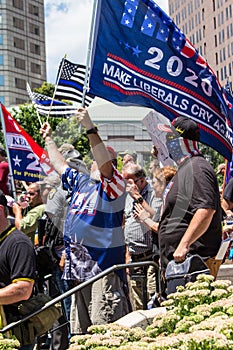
(135, 196), (143, 204)
(86, 126), (98, 134)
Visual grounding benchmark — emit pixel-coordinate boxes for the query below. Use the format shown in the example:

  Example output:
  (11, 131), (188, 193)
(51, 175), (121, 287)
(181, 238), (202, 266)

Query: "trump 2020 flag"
(89, 0), (233, 160)
(0, 104), (55, 182)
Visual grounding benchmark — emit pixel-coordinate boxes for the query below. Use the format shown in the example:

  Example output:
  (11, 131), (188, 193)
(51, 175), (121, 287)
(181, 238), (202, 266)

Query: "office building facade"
(0, 0), (46, 106)
(169, 0), (233, 89)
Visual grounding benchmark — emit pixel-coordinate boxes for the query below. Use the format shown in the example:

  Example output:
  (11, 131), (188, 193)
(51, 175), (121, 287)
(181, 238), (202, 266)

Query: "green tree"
(199, 144), (224, 171)
(52, 116), (90, 156)
(34, 82), (55, 97)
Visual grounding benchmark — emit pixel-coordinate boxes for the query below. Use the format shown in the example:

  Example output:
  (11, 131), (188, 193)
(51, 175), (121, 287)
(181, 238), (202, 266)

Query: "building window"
(30, 43), (40, 55)
(14, 37), (25, 50)
(14, 57), (25, 70)
(15, 77), (26, 89)
(31, 62), (41, 74)
(12, 0), (24, 10)
(16, 98), (25, 104)
(229, 62), (232, 76)
(0, 96), (5, 104)
(214, 34), (217, 47)
(226, 6), (229, 20)
(223, 47), (226, 60)
(213, 17), (216, 29)
(0, 55), (3, 65)
(31, 83), (41, 90)
(0, 76), (4, 86)
(220, 67), (223, 81)
(0, 35), (2, 45)
(224, 66), (227, 79)
(29, 23), (40, 36)
(199, 45), (203, 55)
(28, 3), (39, 16)
(230, 23), (233, 36)
(216, 52), (218, 65)
(202, 8), (205, 21)
(13, 17), (24, 30)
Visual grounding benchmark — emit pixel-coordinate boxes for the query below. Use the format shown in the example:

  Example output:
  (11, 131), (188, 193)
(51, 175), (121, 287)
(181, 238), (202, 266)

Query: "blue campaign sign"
(89, 0), (233, 160)
(1, 104), (55, 182)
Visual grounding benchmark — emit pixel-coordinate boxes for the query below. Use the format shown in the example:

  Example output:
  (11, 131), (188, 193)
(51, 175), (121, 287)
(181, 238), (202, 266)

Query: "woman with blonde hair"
(133, 165), (177, 232)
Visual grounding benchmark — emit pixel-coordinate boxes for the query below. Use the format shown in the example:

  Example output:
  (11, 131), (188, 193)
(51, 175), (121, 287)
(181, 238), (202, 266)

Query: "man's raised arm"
(40, 108), (113, 178)
(40, 122), (68, 176)
(76, 108), (113, 179)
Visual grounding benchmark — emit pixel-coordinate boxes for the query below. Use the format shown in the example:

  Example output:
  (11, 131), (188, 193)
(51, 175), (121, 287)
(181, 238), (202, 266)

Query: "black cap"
(172, 117), (200, 141)
(0, 190), (7, 206)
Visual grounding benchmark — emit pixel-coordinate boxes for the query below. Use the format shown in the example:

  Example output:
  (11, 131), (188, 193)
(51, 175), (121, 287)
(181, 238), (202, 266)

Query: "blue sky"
(44, 0), (169, 83)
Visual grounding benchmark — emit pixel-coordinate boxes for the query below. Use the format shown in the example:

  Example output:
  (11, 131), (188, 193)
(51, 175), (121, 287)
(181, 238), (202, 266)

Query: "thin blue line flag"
(89, 0), (233, 160)
(55, 58), (94, 107)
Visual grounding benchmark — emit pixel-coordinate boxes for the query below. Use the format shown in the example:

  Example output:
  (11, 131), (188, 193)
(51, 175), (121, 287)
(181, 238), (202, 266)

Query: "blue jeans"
(20, 345), (34, 350)
(52, 264), (72, 321)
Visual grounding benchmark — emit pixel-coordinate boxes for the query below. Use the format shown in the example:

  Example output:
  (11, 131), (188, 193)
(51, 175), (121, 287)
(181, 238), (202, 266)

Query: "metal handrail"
(1, 261), (159, 333)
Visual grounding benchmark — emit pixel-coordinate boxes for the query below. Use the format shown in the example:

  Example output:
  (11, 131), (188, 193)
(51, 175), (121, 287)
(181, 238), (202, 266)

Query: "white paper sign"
(215, 238), (232, 260)
(142, 111), (175, 166)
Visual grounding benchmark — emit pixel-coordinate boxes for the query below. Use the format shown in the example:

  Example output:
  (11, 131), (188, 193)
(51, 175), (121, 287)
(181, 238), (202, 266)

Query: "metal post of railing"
(0, 261), (159, 333)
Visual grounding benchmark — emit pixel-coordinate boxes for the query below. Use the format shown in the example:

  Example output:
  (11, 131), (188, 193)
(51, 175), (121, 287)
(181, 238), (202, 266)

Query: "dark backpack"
(165, 254), (210, 295)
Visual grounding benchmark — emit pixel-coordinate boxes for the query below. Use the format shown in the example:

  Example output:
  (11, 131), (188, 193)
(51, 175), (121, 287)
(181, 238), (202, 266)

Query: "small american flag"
(55, 58), (95, 107)
(27, 83), (78, 118)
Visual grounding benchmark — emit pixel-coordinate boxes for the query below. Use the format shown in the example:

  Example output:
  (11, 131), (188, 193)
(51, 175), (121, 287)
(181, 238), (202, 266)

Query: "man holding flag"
(40, 107), (130, 334)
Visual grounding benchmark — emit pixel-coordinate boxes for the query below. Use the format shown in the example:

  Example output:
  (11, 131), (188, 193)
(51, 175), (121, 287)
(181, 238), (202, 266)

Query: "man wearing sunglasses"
(13, 182), (45, 244)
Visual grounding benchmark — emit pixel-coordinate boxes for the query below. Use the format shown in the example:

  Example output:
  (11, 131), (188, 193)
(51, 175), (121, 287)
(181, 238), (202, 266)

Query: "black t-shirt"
(223, 177), (233, 202)
(0, 225), (36, 287)
(159, 155), (222, 270)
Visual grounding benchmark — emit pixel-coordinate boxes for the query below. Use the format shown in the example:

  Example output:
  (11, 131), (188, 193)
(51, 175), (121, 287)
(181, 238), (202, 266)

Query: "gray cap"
(58, 143), (82, 160)
(37, 174), (61, 188)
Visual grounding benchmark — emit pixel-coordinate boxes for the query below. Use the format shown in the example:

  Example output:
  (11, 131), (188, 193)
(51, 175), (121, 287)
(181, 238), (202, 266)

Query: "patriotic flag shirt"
(62, 166), (127, 282)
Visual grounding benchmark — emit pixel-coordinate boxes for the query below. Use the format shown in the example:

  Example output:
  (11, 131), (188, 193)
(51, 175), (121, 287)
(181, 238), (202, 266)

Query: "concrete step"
(217, 262), (233, 283)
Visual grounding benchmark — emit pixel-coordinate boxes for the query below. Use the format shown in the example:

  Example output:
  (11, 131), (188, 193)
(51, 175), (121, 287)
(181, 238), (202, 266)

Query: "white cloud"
(45, 0), (93, 82)
(44, 0), (169, 83)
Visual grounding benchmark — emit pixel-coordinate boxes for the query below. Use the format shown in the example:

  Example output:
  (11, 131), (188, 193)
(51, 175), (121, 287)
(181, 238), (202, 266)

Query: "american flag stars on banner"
(120, 0), (196, 60)
(121, 0), (139, 28)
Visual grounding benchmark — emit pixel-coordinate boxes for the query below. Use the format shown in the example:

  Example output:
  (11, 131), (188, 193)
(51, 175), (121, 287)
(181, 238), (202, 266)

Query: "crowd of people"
(0, 107), (230, 349)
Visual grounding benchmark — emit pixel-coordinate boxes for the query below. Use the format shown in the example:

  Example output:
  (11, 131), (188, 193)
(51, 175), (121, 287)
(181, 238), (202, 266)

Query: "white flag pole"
(47, 53), (67, 121)
(26, 83), (43, 126)
(0, 104), (17, 200)
(81, 0), (99, 108)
